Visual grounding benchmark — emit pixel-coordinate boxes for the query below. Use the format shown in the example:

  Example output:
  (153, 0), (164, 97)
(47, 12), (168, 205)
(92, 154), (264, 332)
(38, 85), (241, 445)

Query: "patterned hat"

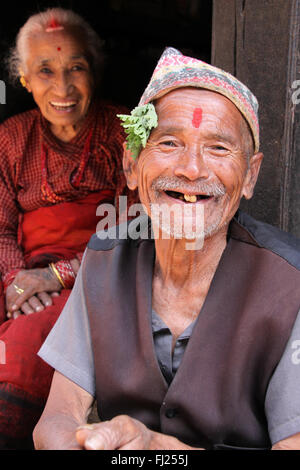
(139, 47), (259, 152)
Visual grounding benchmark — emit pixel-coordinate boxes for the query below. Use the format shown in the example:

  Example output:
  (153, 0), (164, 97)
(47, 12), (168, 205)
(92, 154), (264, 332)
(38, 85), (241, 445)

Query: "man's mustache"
(151, 176), (226, 197)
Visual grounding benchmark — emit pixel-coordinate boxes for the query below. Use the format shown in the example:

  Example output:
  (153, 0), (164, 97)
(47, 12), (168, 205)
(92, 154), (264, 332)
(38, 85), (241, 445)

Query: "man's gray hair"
(6, 7), (104, 84)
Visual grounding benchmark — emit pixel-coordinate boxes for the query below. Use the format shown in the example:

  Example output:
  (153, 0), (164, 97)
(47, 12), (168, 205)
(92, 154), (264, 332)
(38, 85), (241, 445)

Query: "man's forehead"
(151, 122), (239, 147)
(155, 87), (241, 111)
(138, 47), (259, 152)
(154, 88), (246, 129)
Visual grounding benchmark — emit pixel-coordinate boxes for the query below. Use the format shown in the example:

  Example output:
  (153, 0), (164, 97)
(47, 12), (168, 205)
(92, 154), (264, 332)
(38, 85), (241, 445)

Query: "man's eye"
(160, 141), (177, 147)
(210, 145), (229, 152)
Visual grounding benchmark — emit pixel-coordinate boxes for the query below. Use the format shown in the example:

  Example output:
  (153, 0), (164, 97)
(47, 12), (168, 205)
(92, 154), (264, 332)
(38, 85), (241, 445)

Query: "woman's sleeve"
(0, 126), (25, 279)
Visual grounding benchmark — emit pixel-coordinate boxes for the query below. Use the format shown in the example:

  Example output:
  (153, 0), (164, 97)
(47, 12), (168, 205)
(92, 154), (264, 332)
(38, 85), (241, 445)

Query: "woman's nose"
(53, 71), (74, 96)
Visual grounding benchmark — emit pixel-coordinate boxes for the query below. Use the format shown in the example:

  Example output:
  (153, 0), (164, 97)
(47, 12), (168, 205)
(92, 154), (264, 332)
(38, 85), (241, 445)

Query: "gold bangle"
(49, 263), (66, 289)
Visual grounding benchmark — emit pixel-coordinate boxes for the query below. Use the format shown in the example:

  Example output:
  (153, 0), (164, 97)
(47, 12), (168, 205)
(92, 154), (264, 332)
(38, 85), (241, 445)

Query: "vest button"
(165, 408), (178, 419)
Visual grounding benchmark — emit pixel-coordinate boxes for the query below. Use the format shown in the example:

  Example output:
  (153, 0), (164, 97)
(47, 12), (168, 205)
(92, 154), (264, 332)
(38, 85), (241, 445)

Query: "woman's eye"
(40, 68), (52, 74)
(71, 65), (84, 71)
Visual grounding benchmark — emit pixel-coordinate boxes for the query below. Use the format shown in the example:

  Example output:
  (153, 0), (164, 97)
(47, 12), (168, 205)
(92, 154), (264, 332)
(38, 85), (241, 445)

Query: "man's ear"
(242, 152), (264, 200)
(122, 142), (138, 190)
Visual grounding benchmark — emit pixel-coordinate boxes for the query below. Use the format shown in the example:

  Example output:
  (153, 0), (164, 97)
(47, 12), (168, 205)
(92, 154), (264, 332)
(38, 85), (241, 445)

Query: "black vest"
(82, 211), (300, 450)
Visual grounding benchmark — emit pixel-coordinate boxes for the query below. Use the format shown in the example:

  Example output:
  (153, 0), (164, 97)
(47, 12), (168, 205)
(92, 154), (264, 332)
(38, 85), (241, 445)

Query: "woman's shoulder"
(0, 107), (40, 135)
(0, 108), (41, 158)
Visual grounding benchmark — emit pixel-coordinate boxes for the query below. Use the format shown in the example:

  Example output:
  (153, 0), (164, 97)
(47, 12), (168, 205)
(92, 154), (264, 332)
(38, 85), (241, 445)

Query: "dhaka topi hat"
(138, 47), (259, 153)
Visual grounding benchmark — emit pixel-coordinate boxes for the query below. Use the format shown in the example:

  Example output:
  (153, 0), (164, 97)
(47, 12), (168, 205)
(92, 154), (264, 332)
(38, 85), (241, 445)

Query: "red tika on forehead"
(45, 17), (64, 33)
(192, 108), (202, 128)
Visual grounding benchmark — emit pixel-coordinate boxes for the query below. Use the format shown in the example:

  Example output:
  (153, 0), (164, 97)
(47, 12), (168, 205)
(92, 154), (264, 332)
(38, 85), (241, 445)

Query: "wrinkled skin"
(7, 28), (94, 317)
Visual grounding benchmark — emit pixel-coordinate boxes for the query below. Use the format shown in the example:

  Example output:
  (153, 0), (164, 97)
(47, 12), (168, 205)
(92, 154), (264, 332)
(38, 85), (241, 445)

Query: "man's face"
(124, 88), (262, 240)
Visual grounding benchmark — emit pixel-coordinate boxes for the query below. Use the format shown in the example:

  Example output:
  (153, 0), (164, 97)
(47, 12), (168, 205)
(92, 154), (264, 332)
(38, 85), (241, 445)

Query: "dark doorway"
(0, 0), (212, 121)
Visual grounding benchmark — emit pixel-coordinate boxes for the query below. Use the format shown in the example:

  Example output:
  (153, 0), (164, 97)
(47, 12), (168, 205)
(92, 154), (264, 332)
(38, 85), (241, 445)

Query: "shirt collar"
(151, 309), (196, 339)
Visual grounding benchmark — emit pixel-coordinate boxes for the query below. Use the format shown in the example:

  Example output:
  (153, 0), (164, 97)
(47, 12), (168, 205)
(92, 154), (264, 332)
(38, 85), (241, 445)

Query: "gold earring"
(20, 75), (27, 88)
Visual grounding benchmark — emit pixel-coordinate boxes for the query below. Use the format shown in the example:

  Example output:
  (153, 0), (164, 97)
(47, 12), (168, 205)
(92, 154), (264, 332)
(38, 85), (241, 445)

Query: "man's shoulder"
(87, 232), (130, 252)
(87, 216), (151, 253)
(234, 211), (300, 271)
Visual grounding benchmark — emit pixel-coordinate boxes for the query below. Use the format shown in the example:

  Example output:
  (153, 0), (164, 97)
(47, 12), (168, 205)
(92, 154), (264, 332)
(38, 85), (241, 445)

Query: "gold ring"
(13, 284), (24, 295)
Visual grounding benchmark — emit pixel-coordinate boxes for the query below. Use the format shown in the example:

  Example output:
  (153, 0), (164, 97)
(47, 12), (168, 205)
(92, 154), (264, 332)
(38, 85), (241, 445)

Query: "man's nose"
(174, 148), (210, 181)
(53, 71), (74, 96)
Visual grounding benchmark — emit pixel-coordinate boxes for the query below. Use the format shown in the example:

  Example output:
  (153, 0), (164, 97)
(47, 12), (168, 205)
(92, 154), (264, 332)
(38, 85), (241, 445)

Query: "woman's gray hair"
(6, 7), (104, 84)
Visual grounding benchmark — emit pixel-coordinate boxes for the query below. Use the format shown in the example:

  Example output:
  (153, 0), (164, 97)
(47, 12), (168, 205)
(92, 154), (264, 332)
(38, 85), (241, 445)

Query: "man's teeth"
(183, 194), (197, 203)
(165, 190), (211, 202)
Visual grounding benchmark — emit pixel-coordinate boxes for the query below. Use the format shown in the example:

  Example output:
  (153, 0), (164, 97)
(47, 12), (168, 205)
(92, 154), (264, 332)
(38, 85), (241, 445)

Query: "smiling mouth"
(165, 190), (213, 203)
(49, 101), (78, 111)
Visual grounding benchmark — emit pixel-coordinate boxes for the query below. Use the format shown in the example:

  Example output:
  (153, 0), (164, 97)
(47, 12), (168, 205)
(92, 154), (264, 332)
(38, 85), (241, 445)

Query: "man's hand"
(6, 267), (62, 318)
(76, 415), (199, 450)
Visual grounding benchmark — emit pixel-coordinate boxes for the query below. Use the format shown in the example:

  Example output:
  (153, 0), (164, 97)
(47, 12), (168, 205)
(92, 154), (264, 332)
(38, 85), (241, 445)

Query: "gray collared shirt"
(38, 265), (300, 445)
(152, 310), (195, 384)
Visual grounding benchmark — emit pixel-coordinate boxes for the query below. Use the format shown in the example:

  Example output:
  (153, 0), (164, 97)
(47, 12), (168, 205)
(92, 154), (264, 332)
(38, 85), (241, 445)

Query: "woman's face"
(22, 28), (94, 130)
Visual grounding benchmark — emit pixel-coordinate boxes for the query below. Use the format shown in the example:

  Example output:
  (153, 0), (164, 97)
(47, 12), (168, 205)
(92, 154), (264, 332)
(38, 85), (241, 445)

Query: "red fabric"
(0, 190), (109, 447)
(0, 383), (44, 449)
(0, 290), (70, 397)
(20, 189), (114, 263)
(0, 290), (70, 449)
(0, 283), (5, 326)
(0, 188), (113, 381)
(0, 100), (139, 448)
(0, 99), (139, 277)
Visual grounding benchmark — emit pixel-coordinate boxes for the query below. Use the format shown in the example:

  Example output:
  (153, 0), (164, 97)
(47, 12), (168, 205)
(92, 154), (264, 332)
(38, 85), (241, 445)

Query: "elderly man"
(33, 48), (300, 450)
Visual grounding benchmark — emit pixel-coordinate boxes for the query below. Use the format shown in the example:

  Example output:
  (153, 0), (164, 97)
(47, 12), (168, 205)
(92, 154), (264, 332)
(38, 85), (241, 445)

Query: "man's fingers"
(76, 424), (117, 450)
(75, 424), (111, 450)
(75, 424), (96, 448)
(75, 416), (143, 450)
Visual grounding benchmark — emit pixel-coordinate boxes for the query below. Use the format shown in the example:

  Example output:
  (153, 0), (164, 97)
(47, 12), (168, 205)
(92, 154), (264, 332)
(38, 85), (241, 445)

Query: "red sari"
(0, 190), (115, 449)
(0, 101), (139, 449)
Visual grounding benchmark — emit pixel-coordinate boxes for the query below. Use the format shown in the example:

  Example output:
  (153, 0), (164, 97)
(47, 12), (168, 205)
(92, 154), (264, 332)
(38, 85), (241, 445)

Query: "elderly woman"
(0, 8), (137, 449)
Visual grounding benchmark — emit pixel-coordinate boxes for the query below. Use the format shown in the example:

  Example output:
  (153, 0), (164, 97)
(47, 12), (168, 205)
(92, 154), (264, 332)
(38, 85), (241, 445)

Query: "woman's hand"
(6, 267), (62, 318)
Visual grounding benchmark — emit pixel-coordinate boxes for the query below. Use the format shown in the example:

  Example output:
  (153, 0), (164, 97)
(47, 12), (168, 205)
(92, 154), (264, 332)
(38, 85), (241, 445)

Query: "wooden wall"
(212, 0), (300, 238)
